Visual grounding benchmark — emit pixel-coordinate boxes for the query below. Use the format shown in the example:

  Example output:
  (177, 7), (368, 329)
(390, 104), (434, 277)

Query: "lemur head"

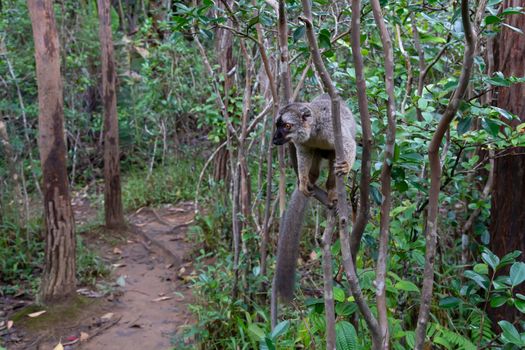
(272, 104), (313, 145)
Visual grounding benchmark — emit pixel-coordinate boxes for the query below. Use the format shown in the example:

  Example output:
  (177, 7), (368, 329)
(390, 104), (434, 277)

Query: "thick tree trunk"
(489, 0), (525, 323)
(28, 0), (76, 303)
(98, 0), (126, 229)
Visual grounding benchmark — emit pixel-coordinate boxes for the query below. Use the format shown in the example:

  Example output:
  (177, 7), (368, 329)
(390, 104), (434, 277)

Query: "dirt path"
(2, 202), (197, 350)
(80, 203), (196, 350)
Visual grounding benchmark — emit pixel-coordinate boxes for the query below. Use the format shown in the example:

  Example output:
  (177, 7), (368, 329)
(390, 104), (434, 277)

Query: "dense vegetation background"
(1, 0), (525, 349)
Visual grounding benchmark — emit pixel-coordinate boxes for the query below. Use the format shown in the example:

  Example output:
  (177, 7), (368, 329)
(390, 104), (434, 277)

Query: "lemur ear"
(299, 106), (312, 121)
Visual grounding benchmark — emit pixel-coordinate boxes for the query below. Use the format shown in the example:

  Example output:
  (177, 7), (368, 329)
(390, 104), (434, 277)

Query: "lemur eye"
(284, 123), (292, 130)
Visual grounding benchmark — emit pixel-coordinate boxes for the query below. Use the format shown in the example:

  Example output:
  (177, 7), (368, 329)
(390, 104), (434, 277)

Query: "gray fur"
(273, 94), (357, 301)
(274, 188), (309, 301)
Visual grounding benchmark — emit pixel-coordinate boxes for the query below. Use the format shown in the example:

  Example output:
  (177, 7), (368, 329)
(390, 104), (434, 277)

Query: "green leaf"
(487, 73), (512, 87)
(464, 270), (489, 290)
(482, 249), (500, 270)
(270, 320), (290, 339)
(262, 336), (276, 350)
(248, 324), (265, 341)
(333, 287), (345, 302)
(335, 321), (358, 350)
(418, 98), (429, 110)
(500, 251), (521, 267)
(335, 302), (357, 316)
(510, 262), (525, 286)
(395, 280), (420, 293)
(485, 15), (502, 24)
(482, 118), (500, 137)
(319, 29), (331, 49)
(439, 296), (461, 309)
(457, 117), (472, 135)
(498, 320), (525, 346)
(370, 186), (382, 205)
(501, 7), (524, 16)
(473, 263), (489, 275)
(491, 106), (517, 121)
(293, 26), (306, 43)
(515, 298), (525, 313)
(490, 295), (507, 308)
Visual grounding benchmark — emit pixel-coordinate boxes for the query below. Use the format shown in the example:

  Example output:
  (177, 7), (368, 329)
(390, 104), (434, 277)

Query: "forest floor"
(1, 197), (197, 350)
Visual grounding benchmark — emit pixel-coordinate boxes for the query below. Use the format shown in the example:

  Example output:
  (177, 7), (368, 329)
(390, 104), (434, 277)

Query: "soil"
(1, 200), (197, 350)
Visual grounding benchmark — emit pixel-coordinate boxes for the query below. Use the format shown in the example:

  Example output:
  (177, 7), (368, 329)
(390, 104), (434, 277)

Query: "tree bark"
(348, 0), (373, 262)
(370, 0), (397, 346)
(28, 0), (76, 303)
(414, 0), (476, 347)
(489, 0), (525, 324)
(98, 0), (126, 229)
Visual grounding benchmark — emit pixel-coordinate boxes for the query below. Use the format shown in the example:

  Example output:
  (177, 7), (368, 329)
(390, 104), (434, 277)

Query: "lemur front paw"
(334, 161), (351, 176)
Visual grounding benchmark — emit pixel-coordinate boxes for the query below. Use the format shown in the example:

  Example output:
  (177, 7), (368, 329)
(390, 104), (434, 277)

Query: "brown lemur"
(272, 94), (356, 301)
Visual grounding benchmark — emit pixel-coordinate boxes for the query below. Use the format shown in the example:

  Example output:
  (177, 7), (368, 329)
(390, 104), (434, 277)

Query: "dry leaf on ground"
(28, 310), (46, 318)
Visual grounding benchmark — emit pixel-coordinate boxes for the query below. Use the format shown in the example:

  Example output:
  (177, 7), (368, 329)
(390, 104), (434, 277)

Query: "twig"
(414, 0), (476, 347)
(348, 0), (373, 262)
(321, 211), (337, 349)
(370, 0), (397, 345)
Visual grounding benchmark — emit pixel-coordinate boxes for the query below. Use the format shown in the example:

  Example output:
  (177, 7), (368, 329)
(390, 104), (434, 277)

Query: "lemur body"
(272, 94), (357, 301)
(273, 94), (356, 204)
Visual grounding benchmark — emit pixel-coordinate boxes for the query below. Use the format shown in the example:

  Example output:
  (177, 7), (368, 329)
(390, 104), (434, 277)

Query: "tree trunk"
(489, 0), (525, 323)
(28, 0), (76, 303)
(98, 0), (126, 229)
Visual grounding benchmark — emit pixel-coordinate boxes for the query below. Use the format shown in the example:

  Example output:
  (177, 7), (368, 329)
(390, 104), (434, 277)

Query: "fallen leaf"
(101, 312), (114, 320)
(80, 332), (89, 341)
(152, 296), (173, 302)
(53, 342), (64, 350)
(310, 251), (318, 261)
(113, 247), (123, 255)
(112, 263), (126, 268)
(77, 288), (103, 298)
(165, 263), (173, 269)
(7, 320), (13, 329)
(63, 335), (79, 346)
(28, 310), (46, 318)
(116, 275), (126, 287)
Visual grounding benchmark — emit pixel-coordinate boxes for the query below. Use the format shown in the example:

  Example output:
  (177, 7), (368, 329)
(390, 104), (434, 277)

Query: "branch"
(321, 211), (337, 350)
(348, 0), (373, 267)
(396, 24), (412, 114)
(194, 35), (239, 142)
(370, 0), (397, 346)
(414, 0), (476, 348)
(299, 1), (381, 345)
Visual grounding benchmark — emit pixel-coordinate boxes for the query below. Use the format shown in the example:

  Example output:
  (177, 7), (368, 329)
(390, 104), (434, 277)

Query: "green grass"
(122, 156), (203, 211)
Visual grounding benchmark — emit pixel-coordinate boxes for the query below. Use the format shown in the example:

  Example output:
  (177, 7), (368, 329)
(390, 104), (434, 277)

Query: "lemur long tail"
(274, 188), (310, 301)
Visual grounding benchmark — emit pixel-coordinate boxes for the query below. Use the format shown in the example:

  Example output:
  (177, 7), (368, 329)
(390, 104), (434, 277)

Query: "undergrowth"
(122, 154), (203, 211)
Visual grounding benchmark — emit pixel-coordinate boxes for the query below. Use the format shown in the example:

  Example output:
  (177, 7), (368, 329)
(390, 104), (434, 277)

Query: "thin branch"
(370, 0), (397, 347)
(414, 0), (476, 348)
(292, 57), (312, 102)
(299, 2), (381, 347)
(321, 211), (337, 350)
(348, 0), (373, 267)
(396, 24), (412, 114)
